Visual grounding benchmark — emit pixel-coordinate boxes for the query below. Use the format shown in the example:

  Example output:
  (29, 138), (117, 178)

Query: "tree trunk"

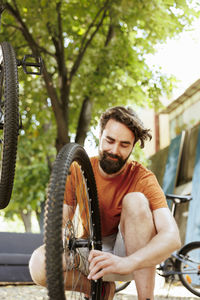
(20, 211), (32, 232)
(36, 201), (45, 233)
(75, 97), (92, 145)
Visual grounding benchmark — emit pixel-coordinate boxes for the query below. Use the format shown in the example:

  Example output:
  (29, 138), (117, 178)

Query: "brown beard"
(99, 151), (129, 174)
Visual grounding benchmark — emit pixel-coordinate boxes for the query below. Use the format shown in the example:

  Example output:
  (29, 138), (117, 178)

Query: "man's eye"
(106, 139), (113, 144)
(121, 144), (129, 148)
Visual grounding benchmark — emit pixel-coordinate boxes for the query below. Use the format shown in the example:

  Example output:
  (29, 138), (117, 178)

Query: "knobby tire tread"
(44, 143), (102, 300)
(0, 41), (19, 209)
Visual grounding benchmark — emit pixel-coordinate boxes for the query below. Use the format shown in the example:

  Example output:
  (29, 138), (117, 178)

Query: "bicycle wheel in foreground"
(176, 241), (200, 297)
(0, 41), (19, 209)
(44, 143), (102, 300)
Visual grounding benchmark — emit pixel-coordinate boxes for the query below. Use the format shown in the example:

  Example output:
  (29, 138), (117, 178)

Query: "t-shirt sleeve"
(135, 171), (168, 210)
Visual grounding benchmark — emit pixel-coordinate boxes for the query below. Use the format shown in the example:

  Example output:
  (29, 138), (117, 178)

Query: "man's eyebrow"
(106, 135), (131, 145)
(106, 136), (115, 141)
(121, 141), (132, 145)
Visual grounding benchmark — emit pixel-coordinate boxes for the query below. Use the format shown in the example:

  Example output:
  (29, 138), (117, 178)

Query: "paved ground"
(0, 277), (198, 300)
(115, 279), (199, 299)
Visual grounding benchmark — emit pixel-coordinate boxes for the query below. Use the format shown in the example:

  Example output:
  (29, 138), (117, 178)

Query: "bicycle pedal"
(17, 55), (43, 75)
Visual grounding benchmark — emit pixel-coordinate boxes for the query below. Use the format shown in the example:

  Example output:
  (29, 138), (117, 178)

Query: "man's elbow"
(174, 237), (181, 251)
(171, 231), (182, 251)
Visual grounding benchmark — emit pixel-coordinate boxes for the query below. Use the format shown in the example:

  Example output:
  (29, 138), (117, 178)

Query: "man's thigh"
(103, 228), (134, 282)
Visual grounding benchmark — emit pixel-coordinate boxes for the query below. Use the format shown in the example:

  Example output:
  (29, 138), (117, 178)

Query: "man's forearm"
(127, 229), (181, 272)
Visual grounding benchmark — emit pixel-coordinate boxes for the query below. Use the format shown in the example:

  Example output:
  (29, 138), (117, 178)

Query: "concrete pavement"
(115, 276), (199, 299)
(0, 276), (198, 299)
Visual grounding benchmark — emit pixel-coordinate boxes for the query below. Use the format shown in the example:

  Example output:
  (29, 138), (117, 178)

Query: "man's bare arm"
(88, 208), (181, 280)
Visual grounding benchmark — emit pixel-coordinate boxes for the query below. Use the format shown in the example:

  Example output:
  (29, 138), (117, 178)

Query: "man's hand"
(87, 250), (132, 280)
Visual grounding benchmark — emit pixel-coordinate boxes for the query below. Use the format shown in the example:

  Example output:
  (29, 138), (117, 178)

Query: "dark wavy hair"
(99, 106), (152, 148)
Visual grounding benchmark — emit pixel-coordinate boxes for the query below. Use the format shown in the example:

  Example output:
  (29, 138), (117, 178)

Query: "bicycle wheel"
(175, 241), (200, 297)
(115, 281), (131, 293)
(0, 41), (19, 209)
(44, 143), (102, 300)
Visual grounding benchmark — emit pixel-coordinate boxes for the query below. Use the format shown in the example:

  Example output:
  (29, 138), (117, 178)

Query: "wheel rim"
(63, 161), (94, 299)
(179, 247), (200, 296)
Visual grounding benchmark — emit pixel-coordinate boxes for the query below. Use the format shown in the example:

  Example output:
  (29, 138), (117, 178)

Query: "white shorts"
(78, 227), (134, 282)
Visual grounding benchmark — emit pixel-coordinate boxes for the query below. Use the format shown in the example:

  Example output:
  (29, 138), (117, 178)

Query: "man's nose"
(111, 143), (120, 155)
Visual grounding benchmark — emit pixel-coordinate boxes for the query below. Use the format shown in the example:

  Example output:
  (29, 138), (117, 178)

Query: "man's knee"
(120, 192), (156, 247)
(29, 244), (46, 286)
(122, 192), (151, 218)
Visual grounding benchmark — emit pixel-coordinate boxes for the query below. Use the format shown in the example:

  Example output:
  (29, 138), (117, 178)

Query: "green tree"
(0, 0), (199, 231)
(1, 0), (198, 150)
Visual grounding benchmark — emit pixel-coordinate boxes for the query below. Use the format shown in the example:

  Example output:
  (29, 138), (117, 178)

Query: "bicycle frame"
(158, 251), (200, 277)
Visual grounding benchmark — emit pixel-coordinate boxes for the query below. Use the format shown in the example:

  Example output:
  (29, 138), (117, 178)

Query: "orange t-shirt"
(90, 157), (167, 237)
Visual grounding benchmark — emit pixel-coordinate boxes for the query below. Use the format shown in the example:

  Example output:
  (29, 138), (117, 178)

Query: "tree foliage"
(0, 0), (199, 231)
(1, 0), (199, 148)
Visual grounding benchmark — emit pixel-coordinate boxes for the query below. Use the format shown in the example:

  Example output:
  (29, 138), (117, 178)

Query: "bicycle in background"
(117, 194), (200, 297)
(157, 194), (200, 297)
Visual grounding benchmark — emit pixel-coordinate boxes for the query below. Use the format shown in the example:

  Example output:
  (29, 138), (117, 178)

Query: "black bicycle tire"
(0, 41), (19, 209)
(44, 143), (102, 300)
(175, 241), (200, 297)
(115, 281), (131, 293)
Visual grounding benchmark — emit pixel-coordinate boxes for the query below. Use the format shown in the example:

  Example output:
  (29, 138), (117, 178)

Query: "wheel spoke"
(177, 242), (200, 296)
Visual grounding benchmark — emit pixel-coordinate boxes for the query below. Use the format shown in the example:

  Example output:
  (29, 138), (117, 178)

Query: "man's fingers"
(88, 265), (112, 280)
(89, 257), (108, 271)
(88, 249), (101, 262)
(88, 250), (129, 280)
(89, 252), (108, 269)
(88, 251), (114, 280)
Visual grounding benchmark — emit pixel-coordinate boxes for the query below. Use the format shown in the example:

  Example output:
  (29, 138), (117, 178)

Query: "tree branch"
(75, 97), (93, 145)
(5, 2), (40, 55)
(79, 2), (108, 54)
(6, 2), (69, 151)
(53, 1), (68, 78)
(70, 0), (110, 80)
(75, 14), (115, 144)
(46, 2), (69, 107)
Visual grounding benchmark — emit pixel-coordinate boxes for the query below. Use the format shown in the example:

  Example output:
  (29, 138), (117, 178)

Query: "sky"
(145, 18), (200, 101)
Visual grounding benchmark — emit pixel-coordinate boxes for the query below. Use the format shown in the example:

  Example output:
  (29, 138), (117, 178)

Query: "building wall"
(159, 79), (200, 144)
(159, 114), (170, 150)
(149, 124), (199, 243)
(141, 109), (156, 158)
(169, 96), (200, 139)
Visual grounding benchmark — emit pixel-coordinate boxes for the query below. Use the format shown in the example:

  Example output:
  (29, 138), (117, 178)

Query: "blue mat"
(162, 132), (185, 207)
(185, 125), (200, 243)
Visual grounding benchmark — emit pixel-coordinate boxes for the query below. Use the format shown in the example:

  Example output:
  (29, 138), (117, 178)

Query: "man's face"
(98, 119), (135, 175)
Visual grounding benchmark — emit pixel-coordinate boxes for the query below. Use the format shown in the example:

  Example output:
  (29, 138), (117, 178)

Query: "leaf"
(1, 0), (199, 229)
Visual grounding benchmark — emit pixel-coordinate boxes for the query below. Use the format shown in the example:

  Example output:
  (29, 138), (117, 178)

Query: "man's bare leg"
(64, 270), (91, 294)
(120, 192), (157, 300)
(29, 244), (115, 299)
(29, 244), (90, 294)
